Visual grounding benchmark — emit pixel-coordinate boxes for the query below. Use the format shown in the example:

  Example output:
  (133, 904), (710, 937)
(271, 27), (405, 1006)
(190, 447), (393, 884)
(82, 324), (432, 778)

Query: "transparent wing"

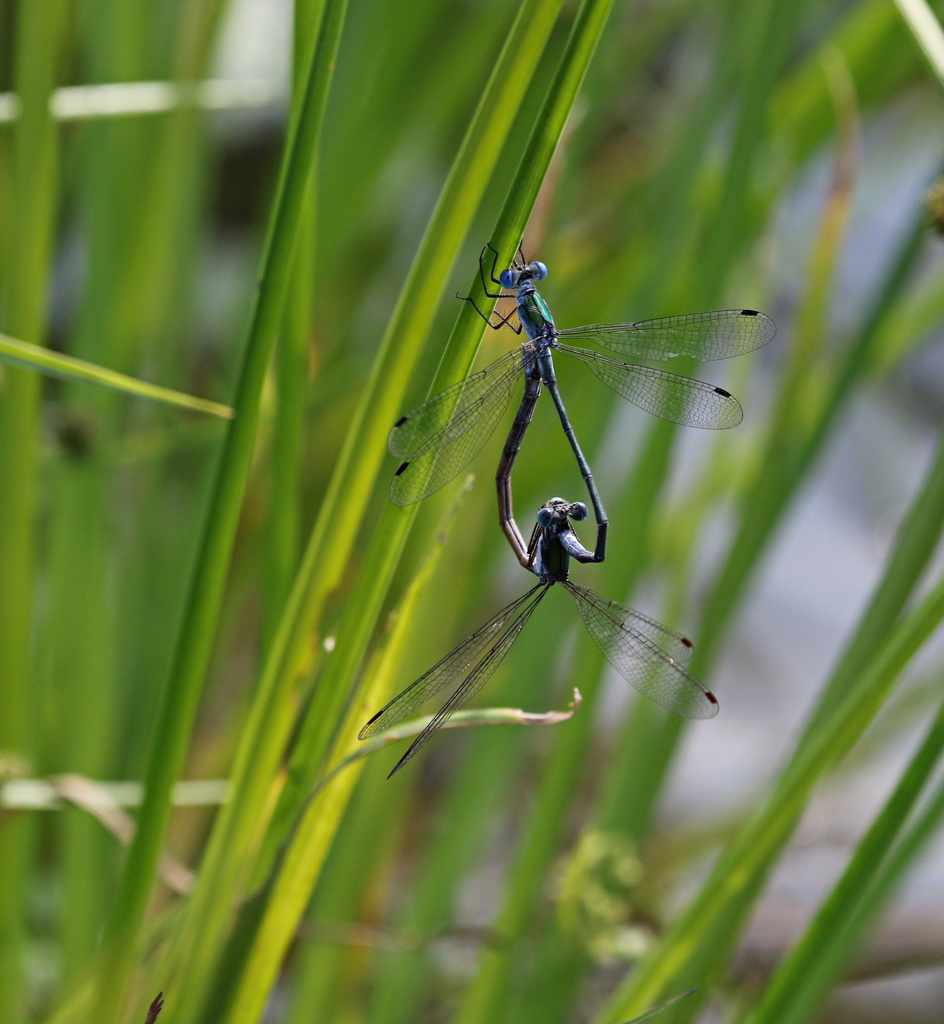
(566, 588), (694, 663)
(360, 585), (552, 770)
(557, 309), (775, 361)
(389, 349), (524, 505)
(562, 581), (718, 719)
(620, 990), (696, 1024)
(558, 345), (742, 429)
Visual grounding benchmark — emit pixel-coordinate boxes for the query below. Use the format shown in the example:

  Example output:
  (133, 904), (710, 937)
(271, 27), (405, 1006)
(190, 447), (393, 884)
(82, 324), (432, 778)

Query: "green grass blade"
(189, 2), (618, 1019)
(160, 3), (567, 1018)
(217, 488), (471, 1024)
(893, 0), (944, 85)
(594, 569), (944, 1023)
(745, 694), (944, 1024)
(592, 411), (944, 1022)
(150, 2), (561, 1015)
(87, 1), (350, 1018)
(0, 3), (69, 1020)
(786, 760), (944, 1017)
(0, 332), (233, 417)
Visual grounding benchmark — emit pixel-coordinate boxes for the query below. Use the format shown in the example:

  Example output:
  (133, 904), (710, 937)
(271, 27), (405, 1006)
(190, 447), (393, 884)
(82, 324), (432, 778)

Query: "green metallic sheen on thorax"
(519, 290), (555, 338)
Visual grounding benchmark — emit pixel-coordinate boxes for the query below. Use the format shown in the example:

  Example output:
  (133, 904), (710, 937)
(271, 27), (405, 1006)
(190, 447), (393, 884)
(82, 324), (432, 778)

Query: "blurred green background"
(2, 1), (944, 1023)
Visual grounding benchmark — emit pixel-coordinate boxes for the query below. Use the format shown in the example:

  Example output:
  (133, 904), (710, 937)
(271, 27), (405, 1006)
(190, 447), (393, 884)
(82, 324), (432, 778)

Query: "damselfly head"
(568, 501), (588, 522)
(500, 261), (547, 289)
(537, 496), (570, 529)
(526, 260), (548, 281)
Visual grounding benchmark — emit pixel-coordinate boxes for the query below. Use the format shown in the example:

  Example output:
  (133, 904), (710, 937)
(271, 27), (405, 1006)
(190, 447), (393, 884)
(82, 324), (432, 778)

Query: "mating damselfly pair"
(362, 246), (774, 774)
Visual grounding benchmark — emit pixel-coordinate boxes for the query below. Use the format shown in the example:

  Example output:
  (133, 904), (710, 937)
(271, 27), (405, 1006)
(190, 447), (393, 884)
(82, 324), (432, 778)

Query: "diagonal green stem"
(202, 1), (619, 1020)
(0, 4), (68, 1021)
(160, 3), (566, 1020)
(745, 693), (944, 1024)
(595, 568), (944, 1024)
(594, 415), (944, 1022)
(87, 2), (350, 1020)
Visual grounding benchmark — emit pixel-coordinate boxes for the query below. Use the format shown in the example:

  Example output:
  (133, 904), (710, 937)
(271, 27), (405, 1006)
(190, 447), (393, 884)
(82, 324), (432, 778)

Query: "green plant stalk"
(893, 0), (944, 86)
(695, 179), (932, 681)
(605, 410), (944, 1021)
(277, 0), (618, 836)
(0, 4), (67, 1020)
(283, 756), (405, 1024)
(592, 411), (944, 1020)
(47, 454), (116, 989)
(217, 490), (472, 1024)
(159, 4), (565, 1018)
(453, 638), (607, 1024)
(609, 135), (929, 855)
(87, 1), (350, 1019)
(263, 0), (324, 650)
(763, 48), (858, 454)
(285, 481), (463, 1024)
(50, 0), (227, 989)
(0, 333), (233, 416)
(199, 0), (618, 1016)
(689, 0), (807, 307)
(444, 0), (804, 987)
(595, 570), (944, 1024)
(778, 744), (944, 1020)
(363, 512), (519, 1024)
(264, 201), (313, 650)
(745, 692), (944, 1024)
(566, 0), (813, 867)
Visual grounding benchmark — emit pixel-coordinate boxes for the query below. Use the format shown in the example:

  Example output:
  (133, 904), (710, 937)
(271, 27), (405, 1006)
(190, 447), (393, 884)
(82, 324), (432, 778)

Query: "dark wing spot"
(740, 309), (759, 316)
(394, 415), (408, 428)
(395, 461), (410, 476)
(707, 691), (719, 707)
(714, 387), (731, 398)
(681, 637), (693, 649)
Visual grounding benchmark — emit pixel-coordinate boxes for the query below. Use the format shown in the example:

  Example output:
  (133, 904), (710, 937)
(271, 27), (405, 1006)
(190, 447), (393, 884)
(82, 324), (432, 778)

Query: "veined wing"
(563, 584), (694, 663)
(562, 581), (718, 719)
(388, 349), (523, 458)
(389, 349), (524, 505)
(360, 584), (549, 773)
(557, 309), (775, 361)
(558, 345), (742, 429)
(620, 990), (696, 1023)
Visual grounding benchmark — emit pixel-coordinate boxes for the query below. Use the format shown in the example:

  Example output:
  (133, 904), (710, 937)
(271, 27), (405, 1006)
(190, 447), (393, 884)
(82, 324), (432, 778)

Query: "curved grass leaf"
(0, 333), (233, 418)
